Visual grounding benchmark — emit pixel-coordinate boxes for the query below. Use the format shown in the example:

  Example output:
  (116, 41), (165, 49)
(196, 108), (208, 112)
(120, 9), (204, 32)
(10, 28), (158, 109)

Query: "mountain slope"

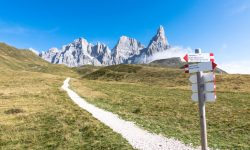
(0, 42), (76, 76)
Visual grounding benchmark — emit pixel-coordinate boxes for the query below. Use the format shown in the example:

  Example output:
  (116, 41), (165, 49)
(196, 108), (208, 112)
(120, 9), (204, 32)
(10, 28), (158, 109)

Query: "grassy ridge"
(84, 64), (189, 86)
(72, 64), (250, 149)
(0, 43), (77, 76)
(0, 43), (133, 149)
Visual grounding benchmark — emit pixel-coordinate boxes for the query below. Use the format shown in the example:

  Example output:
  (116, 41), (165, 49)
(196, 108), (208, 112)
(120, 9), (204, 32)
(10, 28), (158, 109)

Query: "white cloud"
(146, 46), (192, 63)
(219, 61), (250, 74)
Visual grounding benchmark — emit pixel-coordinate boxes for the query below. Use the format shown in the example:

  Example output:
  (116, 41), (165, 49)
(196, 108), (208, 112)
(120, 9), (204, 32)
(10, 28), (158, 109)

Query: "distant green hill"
(83, 64), (188, 86)
(149, 57), (227, 74)
(0, 42), (76, 76)
(149, 57), (184, 68)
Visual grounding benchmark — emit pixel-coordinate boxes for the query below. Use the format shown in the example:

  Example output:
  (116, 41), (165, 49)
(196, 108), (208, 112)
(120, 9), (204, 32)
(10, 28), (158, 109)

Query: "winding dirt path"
(62, 78), (197, 150)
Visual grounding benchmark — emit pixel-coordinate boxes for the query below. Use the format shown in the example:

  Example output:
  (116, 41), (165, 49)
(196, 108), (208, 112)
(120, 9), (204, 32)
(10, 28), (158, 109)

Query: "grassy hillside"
(149, 58), (227, 74)
(149, 57), (184, 68)
(71, 64), (250, 149)
(0, 42), (76, 76)
(84, 64), (189, 86)
(1, 42), (249, 149)
(0, 43), (133, 149)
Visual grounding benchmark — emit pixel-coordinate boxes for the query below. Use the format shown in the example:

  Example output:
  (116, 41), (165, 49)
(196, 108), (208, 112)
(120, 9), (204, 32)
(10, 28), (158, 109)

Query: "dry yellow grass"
(0, 43), (133, 149)
(0, 69), (133, 149)
(70, 78), (107, 99)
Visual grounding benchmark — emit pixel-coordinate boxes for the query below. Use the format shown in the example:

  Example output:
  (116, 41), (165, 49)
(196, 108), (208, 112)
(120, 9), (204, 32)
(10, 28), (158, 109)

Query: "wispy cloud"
(0, 19), (59, 35)
(0, 26), (31, 34)
(219, 60), (250, 74)
(146, 46), (192, 63)
(231, 3), (250, 15)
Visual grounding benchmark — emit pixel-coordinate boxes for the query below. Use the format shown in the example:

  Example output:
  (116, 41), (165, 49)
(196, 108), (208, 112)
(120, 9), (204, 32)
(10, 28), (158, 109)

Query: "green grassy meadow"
(0, 43), (133, 149)
(1, 42), (249, 149)
(71, 65), (250, 149)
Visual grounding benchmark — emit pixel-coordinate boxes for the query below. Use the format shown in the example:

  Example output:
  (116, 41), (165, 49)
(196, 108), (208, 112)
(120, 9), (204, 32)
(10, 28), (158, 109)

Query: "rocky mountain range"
(39, 25), (171, 67)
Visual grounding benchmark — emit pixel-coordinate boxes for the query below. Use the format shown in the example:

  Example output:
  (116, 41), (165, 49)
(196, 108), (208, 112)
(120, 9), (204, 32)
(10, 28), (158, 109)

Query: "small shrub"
(4, 108), (24, 114)
(132, 107), (141, 114)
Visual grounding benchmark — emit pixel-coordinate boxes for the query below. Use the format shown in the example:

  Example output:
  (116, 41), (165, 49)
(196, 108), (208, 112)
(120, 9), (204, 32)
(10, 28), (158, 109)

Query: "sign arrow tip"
(212, 62), (217, 69)
(183, 54), (188, 62)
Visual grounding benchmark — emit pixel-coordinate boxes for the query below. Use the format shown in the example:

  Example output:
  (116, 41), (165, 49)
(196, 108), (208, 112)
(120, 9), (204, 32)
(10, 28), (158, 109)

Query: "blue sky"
(0, 0), (250, 73)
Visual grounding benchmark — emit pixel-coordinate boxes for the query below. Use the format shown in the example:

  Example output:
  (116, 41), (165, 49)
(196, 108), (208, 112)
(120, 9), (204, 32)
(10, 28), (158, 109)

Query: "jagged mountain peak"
(40, 25), (174, 67)
(112, 36), (144, 64)
(117, 36), (138, 44)
(158, 25), (165, 36)
(70, 37), (89, 50)
(147, 25), (169, 56)
(48, 47), (59, 53)
(92, 42), (110, 53)
(148, 25), (169, 47)
(73, 37), (88, 44)
(95, 42), (107, 48)
(119, 35), (129, 40)
(96, 41), (102, 45)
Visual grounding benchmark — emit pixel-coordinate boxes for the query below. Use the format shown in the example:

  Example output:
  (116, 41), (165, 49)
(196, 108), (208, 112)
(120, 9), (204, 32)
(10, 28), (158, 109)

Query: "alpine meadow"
(0, 42), (249, 149)
(1, 0), (250, 149)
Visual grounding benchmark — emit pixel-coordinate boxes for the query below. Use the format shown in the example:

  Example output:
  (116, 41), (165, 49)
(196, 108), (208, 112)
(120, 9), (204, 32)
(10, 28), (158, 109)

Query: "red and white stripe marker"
(210, 53), (214, 62)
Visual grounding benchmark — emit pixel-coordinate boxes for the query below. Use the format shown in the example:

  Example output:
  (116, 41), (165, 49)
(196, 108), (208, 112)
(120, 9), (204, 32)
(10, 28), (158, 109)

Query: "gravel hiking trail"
(62, 78), (198, 150)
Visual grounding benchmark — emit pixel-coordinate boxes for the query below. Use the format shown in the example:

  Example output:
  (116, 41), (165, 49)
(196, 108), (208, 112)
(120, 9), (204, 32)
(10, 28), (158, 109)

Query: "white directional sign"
(202, 72), (215, 83)
(183, 53), (214, 62)
(191, 82), (216, 92)
(185, 62), (217, 73)
(192, 92), (216, 102)
(185, 50), (217, 150)
(189, 72), (215, 83)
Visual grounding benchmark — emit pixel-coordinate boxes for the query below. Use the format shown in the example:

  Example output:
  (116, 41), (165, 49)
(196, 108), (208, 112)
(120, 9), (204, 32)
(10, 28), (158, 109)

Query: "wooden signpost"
(183, 49), (217, 150)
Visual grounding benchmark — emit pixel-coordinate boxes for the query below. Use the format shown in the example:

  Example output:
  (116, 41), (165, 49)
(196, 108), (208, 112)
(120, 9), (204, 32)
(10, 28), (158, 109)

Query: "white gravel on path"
(62, 78), (198, 150)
